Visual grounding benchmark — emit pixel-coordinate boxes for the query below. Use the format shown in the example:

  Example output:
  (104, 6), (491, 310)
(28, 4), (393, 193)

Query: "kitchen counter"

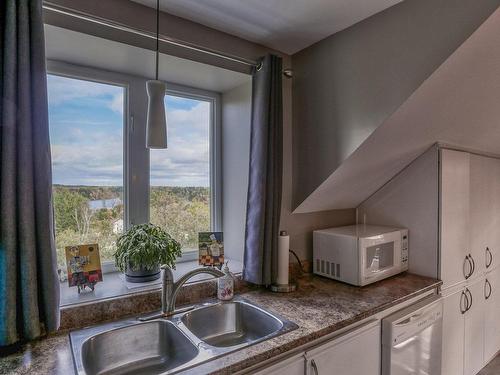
(0, 273), (440, 375)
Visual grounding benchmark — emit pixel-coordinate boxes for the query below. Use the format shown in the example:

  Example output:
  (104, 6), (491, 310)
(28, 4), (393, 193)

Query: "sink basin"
(78, 320), (198, 375)
(181, 301), (284, 347)
(70, 299), (297, 374)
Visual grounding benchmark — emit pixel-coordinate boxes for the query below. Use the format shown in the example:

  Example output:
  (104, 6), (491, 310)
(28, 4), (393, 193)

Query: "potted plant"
(114, 223), (182, 283)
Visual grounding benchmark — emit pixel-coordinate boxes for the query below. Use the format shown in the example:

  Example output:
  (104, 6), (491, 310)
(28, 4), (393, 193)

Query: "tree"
(150, 186), (210, 250)
(73, 203), (94, 242)
(53, 188), (88, 233)
(53, 185), (209, 271)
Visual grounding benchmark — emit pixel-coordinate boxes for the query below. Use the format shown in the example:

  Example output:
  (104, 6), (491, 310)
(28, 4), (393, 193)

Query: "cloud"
(51, 139), (123, 185)
(150, 100), (210, 187)
(167, 101), (210, 136)
(109, 92), (124, 115)
(50, 89), (211, 187)
(47, 74), (124, 114)
(48, 74), (125, 185)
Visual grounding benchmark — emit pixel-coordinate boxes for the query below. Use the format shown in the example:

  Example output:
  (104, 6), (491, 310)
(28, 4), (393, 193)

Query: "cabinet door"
(487, 158), (500, 271)
(442, 288), (466, 375)
(469, 155), (497, 278)
(464, 278), (485, 375)
(305, 321), (380, 375)
(254, 354), (305, 375)
(484, 268), (500, 363)
(441, 149), (471, 288)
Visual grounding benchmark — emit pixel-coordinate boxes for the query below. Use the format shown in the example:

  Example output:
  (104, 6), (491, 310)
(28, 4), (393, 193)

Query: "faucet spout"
(161, 265), (175, 315)
(162, 265), (225, 315)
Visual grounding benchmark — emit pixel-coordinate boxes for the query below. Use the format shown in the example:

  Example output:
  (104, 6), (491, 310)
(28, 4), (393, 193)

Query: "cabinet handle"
(485, 279), (492, 300)
(464, 255), (471, 279)
(460, 291), (468, 314)
(311, 359), (319, 375)
(465, 288), (473, 311)
(469, 254), (475, 277)
(486, 247), (493, 269)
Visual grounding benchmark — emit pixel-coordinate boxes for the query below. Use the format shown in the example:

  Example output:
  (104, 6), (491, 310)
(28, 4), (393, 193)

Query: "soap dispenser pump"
(217, 262), (234, 301)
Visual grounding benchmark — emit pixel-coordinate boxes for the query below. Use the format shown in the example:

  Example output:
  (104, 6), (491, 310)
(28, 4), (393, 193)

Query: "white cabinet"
(254, 321), (380, 375)
(470, 155), (500, 277)
(463, 278), (485, 375)
(484, 267), (500, 363)
(440, 149), (471, 289)
(440, 150), (500, 375)
(441, 275), (500, 375)
(305, 320), (380, 375)
(253, 354), (305, 375)
(440, 151), (500, 288)
(442, 287), (466, 375)
(470, 154), (492, 278)
(487, 159), (500, 271)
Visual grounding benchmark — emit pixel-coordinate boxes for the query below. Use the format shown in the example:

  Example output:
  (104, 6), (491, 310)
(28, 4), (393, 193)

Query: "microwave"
(313, 225), (408, 286)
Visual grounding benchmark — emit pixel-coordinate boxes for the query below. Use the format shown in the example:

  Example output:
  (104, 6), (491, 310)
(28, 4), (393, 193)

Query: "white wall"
(357, 146), (440, 278)
(295, 6), (500, 213)
(292, 0), (500, 208)
(221, 82), (252, 263)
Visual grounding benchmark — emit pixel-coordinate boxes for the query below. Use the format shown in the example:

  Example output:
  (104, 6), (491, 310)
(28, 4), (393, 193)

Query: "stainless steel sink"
(181, 301), (284, 347)
(73, 320), (199, 375)
(70, 298), (297, 375)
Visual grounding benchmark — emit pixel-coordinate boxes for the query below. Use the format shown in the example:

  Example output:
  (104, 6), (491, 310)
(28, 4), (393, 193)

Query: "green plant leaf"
(113, 223), (182, 272)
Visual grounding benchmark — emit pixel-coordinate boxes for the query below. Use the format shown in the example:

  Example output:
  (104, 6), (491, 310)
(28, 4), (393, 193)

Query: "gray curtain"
(0, 0), (60, 346)
(243, 54), (283, 286)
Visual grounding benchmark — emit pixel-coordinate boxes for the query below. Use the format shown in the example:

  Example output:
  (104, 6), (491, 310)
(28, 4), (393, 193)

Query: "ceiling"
(130, 0), (404, 54)
(44, 24), (250, 93)
(295, 7), (500, 212)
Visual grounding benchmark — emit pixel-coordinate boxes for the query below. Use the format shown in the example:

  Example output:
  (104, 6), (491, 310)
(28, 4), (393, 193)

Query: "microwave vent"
(315, 258), (339, 278)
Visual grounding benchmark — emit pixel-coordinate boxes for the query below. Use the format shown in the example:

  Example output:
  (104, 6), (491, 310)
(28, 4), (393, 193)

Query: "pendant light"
(146, 0), (168, 149)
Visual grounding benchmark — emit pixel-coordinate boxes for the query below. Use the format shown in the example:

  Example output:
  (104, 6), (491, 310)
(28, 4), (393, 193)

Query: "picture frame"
(198, 232), (224, 267)
(65, 244), (103, 293)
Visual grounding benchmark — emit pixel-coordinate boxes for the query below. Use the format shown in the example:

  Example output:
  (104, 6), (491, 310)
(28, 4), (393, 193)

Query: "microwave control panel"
(401, 234), (409, 264)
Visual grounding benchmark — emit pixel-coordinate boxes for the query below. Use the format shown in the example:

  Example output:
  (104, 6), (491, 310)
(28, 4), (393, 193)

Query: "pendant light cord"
(155, 0), (159, 80)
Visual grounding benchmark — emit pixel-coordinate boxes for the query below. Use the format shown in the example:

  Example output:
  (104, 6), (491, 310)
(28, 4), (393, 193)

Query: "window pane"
(47, 74), (124, 270)
(150, 95), (211, 252)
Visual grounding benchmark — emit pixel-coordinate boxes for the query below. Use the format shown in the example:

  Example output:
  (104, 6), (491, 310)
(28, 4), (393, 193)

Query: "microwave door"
(364, 242), (396, 278)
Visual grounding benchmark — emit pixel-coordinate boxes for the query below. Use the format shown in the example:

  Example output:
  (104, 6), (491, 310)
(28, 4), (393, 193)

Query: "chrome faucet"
(139, 265), (224, 321)
(162, 265), (224, 315)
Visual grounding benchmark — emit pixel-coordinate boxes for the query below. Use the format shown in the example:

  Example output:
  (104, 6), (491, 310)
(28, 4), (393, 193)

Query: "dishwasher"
(382, 295), (443, 375)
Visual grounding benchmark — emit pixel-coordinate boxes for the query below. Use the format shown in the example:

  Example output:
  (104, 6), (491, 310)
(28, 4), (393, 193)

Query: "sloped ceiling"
(295, 7), (500, 212)
(130, 0), (403, 54)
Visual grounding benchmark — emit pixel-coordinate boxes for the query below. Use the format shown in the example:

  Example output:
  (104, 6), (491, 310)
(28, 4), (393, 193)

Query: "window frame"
(47, 60), (222, 269)
(147, 84), (222, 261)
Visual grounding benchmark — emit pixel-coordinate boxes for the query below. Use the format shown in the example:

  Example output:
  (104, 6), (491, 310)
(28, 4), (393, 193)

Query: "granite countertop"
(0, 273), (440, 375)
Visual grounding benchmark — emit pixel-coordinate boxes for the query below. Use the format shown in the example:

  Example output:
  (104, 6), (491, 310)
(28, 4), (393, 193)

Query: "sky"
(47, 74), (210, 187)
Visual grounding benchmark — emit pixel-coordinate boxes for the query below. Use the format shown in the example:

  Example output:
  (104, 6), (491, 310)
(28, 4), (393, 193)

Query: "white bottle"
(217, 262), (234, 301)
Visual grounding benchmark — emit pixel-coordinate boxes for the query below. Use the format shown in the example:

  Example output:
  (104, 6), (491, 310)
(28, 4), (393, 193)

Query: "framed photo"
(198, 232), (224, 267)
(65, 244), (103, 293)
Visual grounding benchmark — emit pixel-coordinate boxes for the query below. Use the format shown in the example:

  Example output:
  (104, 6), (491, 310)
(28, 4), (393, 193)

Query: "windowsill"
(60, 258), (243, 307)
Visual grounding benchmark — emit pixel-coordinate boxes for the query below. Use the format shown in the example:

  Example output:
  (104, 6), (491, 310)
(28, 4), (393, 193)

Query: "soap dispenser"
(217, 262), (234, 301)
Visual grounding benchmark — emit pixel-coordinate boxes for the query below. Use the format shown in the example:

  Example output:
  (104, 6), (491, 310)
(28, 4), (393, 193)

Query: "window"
(47, 63), (221, 285)
(150, 95), (212, 254)
(47, 74), (125, 272)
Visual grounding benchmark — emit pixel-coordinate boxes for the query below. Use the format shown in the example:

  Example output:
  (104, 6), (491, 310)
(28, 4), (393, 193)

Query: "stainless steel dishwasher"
(382, 295), (443, 375)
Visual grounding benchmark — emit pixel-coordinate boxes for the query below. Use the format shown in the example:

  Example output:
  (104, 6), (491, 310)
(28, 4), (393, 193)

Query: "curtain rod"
(42, 1), (259, 69)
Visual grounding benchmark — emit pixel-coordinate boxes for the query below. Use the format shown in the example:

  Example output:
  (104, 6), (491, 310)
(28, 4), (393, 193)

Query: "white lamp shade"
(146, 80), (167, 148)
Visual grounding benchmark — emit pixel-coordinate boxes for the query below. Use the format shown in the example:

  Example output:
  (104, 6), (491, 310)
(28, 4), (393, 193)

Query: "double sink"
(70, 299), (297, 375)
